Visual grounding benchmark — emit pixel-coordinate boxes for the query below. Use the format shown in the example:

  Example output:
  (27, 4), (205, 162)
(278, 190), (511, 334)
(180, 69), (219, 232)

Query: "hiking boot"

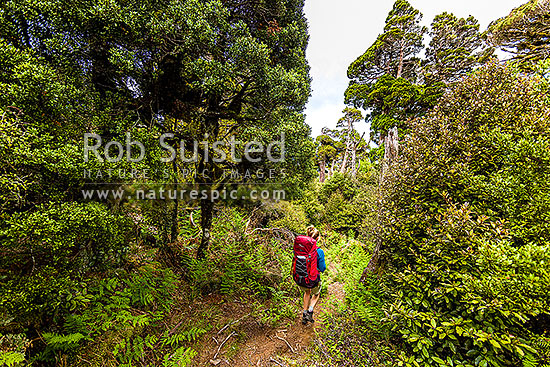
(301, 310), (309, 325)
(306, 310), (315, 324)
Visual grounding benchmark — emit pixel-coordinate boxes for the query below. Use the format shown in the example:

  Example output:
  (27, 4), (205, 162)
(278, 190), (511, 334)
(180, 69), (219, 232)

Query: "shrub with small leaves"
(380, 62), (550, 366)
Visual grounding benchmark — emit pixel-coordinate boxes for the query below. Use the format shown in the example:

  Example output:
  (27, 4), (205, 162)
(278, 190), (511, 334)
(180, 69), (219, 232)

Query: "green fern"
(528, 336), (550, 366)
(0, 351), (25, 367)
(523, 353), (539, 367)
(42, 332), (86, 351)
(161, 327), (207, 347)
(113, 336), (146, 364)
(162, 347), (197, 367)
(132, 336), (144, 360)
(116, 312), (151, 328)
(144, 334), (159, 348)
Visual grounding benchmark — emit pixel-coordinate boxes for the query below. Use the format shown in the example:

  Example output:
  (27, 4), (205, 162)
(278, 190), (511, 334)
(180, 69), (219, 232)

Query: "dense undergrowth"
(3, 64), (550, 364)
(378, 63), (550, 367)
(309, 233), (395, 367)
(1, 204), (310, 366)
(1, 165), (381, 366)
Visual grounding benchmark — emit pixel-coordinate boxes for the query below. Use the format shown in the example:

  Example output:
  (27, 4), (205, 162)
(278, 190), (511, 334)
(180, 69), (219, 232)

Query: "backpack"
(292, 235), (320, 288)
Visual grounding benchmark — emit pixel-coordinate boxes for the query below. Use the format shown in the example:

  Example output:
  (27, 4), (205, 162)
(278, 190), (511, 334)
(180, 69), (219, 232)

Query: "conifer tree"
(345, 0), (434, 145)
(425, 12), (493, 84)
(489, 0), (550, 69)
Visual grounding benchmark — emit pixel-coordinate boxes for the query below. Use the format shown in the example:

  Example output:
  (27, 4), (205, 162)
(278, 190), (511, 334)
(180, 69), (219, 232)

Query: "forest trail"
(194, 261), (346, 366)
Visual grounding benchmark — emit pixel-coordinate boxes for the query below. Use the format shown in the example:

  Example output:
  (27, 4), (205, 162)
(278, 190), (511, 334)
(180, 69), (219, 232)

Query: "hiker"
(291, 225), (326, 325)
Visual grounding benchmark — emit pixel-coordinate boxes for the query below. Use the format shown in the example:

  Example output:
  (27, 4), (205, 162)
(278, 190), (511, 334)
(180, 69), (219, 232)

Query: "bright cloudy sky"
(303, 0), (527, 137)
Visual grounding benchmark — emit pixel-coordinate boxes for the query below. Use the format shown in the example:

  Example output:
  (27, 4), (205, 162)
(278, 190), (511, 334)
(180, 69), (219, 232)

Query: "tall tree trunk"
(170, 160), (179, 243)
(397, 41), (404, 78)
(340, 149), (349, 174)
(197, 199), (214, 259)
(196, 103), (220, 259)
(351, 145), (357, 177)
(339, 116), (353, 174)
(362, 239), (382, 280)
(319, 158), (326, 183)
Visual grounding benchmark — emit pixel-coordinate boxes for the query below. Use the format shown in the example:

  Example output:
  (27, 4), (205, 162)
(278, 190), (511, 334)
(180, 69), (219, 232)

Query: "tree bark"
(170, 160), (179, 243)
(319, 158), (326, 183)
(171, 193), (179, 243)
(397, 40), (404, 78)
(339, 116), (353, 174)
(351, 139), (357, 177)
(361, 239), (382, 281)
(339, 148), (349, 174)
(196, 100), (220, 259)
(197, 198), (214, 259)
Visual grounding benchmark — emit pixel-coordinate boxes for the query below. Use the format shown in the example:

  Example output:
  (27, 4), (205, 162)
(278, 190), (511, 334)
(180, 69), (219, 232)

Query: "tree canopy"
(489, 0), (550, 69)
(424, 12), (494, 84)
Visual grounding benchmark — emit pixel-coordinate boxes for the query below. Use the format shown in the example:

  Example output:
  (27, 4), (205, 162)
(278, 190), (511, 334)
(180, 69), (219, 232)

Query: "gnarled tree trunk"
(351, 140), (357, 177)
(319, 158), (326, 183)
(380, 126), (399, 183)
(197, 199), (214, 259)
(196, 105), (220, 259)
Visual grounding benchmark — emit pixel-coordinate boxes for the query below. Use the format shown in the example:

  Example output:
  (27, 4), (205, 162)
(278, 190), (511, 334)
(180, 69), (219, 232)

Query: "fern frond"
(162, 347), (197, 367)
(0, 351), (25, 367)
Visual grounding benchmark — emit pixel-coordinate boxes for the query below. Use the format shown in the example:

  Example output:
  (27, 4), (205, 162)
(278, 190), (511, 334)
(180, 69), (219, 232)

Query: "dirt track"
(195, 261), (345, 367)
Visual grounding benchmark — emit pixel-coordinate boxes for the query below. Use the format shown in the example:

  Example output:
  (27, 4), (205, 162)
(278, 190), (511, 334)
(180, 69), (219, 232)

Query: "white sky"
(303, 0), (527, 137)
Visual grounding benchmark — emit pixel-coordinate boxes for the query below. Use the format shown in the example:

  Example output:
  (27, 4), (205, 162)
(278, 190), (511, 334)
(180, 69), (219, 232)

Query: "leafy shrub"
(267, 201), (309, 234)
(319, 173), (377, 235)
(0, 201), (132, 325)
(319, 173), (358, 203)
(31, 264), (181, 365)
(295, 182), (325, 225)
(0, 331), (28, 367)
(380, 62), (550, 366)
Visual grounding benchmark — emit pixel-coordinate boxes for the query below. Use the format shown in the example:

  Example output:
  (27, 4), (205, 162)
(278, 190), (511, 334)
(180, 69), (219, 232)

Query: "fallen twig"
(243, 206), (260, 233)
(213, 331), (236, 360)
(275, 334), (296, 354)
(76, 355), (93, 365)
(269, 357), (287, 367)
(189, 211), (196, 227)
(217, 313), (250, 335)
